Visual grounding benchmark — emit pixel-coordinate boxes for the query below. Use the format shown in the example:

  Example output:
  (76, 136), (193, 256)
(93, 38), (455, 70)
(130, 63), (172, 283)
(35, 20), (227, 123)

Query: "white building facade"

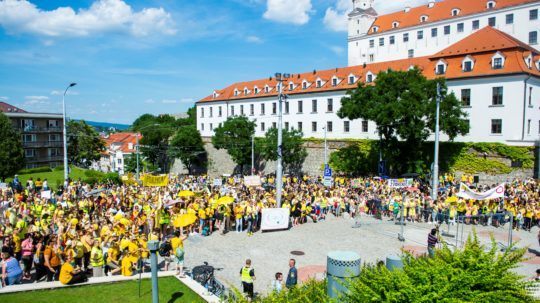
(348, 0), (540, 65)
(196, 0), (540, 146)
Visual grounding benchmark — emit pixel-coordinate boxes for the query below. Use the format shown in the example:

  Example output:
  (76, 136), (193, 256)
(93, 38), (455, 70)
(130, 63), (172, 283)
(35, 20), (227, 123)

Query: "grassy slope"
(0, 277), (205, 303)
(7, 167), (89, 190)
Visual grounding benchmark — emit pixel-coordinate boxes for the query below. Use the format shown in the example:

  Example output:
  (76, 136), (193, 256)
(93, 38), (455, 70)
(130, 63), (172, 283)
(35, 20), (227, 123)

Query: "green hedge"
(327, 140), (534, 176)
(18, 167), (53, 174)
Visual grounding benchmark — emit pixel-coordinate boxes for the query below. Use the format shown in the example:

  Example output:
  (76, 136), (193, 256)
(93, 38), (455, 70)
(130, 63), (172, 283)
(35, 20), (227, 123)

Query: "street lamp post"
(251, 134), (255, 175)
(323, 126), (328, 166)
(62, 82), (77, 184)
(136, 133), (141, 180)
(432, 83), (442, 201)
(275, 72), (290, 207)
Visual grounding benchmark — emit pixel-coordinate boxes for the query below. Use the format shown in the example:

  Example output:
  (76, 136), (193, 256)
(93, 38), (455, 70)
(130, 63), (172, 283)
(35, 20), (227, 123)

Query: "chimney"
(428, 0), (435, 8)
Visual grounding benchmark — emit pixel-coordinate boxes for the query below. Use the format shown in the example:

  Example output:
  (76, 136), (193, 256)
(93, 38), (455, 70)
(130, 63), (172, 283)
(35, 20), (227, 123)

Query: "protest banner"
(387, 178), (414, 188)
(244, 175), (262, 187)
(351, 179), (362, 188)
(213, 178), (222, 186)
(142, 174), (169, 187)
(261, 208), (290, 231)
(41, 190), (51, 199)
(457, 183), (505, 200)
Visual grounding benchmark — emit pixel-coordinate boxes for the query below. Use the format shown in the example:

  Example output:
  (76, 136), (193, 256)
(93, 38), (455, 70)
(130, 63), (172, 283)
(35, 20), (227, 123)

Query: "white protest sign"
(244, 175), (262, 187)
(41, 190), (51, 199)
(213, 178), (222, 186)
(387, 178), (414, 188)
(261, 208), (290, 231)
(457, 183), (505, 200)
(0, 183), (7, 189)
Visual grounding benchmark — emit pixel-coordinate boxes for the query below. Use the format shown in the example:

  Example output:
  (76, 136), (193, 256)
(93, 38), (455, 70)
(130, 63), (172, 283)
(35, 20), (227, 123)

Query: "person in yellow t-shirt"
(234, 204), (244, 233)
(105, 237), (121, 276)
(59, 254), (87, 285)
(170, 231), (188, 277)
(120, 249), (136, 277)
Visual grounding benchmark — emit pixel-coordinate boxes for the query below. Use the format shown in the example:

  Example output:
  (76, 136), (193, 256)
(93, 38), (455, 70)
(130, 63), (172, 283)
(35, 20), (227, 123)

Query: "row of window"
(368, 9), (539, 48)
(24, 148), (61, 158)
(201, 98), (339, 118)
(490, 119), (538, 135)
(22, 134), (63, 142)
(200, 120), (369, 134)
(460, 86), (535, 107)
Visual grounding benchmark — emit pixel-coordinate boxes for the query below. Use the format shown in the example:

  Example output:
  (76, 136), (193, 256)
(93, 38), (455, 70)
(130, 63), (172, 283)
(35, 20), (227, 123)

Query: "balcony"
(16, 126), (62, 133)
(23, 141), (64, 148)
(25, 156), (63, 163)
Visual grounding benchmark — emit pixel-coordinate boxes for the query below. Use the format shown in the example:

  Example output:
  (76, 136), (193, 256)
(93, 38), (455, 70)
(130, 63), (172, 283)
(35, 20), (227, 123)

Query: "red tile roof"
(431, 26), (539, 58)
(102, 132), (140, 154)
(369, 0), (540, 35)
(198, 27), (539, 104)
(0, 101), (27, 113)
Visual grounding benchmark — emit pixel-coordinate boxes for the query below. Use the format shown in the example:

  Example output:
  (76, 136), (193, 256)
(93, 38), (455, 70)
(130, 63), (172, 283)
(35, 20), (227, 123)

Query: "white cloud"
(50, 90), (79, 96)
(263, 0), (313, 25)
(246, 35), (263, 44)
(323, 0), (429, 32)
(0, 96), (8, 101)
(0, 0), (176, 38)
(144, 99), (156, 104)
(329, 46), (344, 55)
(24, 95), (50, 105)
(161, 99), (178, 104)
(180, 98), (194, 104)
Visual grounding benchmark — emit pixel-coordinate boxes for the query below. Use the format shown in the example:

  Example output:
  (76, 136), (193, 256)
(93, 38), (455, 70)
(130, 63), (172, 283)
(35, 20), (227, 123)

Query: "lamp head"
(69, 83), (77, 87)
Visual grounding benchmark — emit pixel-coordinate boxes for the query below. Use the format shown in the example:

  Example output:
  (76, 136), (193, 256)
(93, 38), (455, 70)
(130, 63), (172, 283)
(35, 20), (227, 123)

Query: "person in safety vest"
(240, 258), (255, 300)
(90, 239), (105, 277)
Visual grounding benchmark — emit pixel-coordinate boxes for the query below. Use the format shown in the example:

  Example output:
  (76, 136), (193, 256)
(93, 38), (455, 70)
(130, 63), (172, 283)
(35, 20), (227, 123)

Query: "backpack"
(158, 241), (171, 257)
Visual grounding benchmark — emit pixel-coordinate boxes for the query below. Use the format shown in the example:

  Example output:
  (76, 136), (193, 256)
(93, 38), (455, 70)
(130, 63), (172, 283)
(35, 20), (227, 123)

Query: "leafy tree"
(329, 141), (378, 176)
(258, 127), (307, 173)
(132, 114), (177, 172)
(123, 153), (138, 174)
(0, 113), (24, 180)
(169, 125), (207, 174)
(67, 120), (105, 168)
(338, 68), (469, 174)
(342, 233), (531, 303)
(212, 116), (255, 173)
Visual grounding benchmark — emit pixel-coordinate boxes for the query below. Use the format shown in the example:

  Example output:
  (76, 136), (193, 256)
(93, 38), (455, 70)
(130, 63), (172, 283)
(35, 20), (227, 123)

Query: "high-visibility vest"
(90, 246), (105, 267)
(241, 266), (253, 283)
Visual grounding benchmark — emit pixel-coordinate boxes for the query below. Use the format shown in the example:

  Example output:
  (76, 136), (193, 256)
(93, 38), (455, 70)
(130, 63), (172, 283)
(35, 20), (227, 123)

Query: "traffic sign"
(324, 165), (332, 178)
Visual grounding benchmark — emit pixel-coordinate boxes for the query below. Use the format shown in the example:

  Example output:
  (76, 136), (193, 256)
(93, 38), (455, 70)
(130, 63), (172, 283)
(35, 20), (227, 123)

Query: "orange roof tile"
(102, 132), (140, 154)
(369, 0), (540, 35)
(198, 27), (540, 104)
(432, 26), (539, 58)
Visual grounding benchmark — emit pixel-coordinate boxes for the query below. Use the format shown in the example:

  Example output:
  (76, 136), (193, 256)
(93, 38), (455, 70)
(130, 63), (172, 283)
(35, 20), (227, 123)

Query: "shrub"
(18, 167), (52, 174)
(102, 172), (122, 185)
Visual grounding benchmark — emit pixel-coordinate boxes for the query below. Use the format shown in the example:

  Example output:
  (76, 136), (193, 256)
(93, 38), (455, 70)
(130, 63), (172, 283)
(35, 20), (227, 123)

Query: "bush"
(102, 172), (122, 185)
(18, 167), (52, 174)
(341, 232), (531, 303)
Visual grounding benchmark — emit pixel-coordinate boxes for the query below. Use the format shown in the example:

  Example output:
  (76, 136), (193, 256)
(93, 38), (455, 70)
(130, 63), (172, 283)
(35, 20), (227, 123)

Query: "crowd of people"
(0, 172), (539, 288)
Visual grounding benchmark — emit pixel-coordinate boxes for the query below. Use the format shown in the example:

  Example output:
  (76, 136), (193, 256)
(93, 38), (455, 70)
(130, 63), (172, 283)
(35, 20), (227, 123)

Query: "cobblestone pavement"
(182, 214), (540, 295)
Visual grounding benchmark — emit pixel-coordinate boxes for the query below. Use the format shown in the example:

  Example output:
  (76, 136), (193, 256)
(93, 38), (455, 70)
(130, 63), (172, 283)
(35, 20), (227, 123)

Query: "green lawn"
(7, 167), (89, 190)
(0, 277), (205, 303)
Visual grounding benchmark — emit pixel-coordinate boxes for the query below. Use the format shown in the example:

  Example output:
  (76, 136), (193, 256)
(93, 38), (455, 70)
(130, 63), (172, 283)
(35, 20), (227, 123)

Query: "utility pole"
(324, 126), (328, 166)
(251, 134), (255, 175)
(432, 82), (441, 201)
(275, 73), (290, 207)
(136, 133), (140, 180)
(62, 82), (77, 185)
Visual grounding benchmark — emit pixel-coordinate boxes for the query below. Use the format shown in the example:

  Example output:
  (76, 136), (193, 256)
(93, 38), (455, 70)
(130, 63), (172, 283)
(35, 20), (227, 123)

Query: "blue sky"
(0, 0), (427, 124)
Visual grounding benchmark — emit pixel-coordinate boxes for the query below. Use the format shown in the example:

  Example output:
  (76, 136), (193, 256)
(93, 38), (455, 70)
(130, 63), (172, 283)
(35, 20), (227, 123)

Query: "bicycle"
(190, 262), (228, 299)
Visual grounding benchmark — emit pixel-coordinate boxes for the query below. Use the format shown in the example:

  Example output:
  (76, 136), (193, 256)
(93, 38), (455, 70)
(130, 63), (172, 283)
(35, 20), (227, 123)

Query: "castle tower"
(348, 0), (378, 66)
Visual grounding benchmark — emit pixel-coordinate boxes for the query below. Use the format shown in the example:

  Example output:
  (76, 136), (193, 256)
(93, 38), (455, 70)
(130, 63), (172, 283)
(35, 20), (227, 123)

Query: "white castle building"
(196, 0), (540, 146)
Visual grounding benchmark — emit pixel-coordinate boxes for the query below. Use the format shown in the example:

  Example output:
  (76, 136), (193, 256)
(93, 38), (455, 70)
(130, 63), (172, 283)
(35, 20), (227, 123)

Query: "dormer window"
(420, 15), (428, 23)
(462, 56), (474, 72)
(392, 22), (399, 28)
(487, 1), (496, 9)
(525, 54), (533, 68)
(366, 72), (375, 83)
(302, 81), (308, 89)
(213, 91), (218, 99)
(244, 88), (249, 95)
(234, 89), (239, 96)
(492, 52), (505, 69)
(372, 26), (379, 33)
(316, 79), (322, 88)
(435, 60), (447, 75)
(289, 83), (294, 91)
(254, 87), (259, 94)
(332, 77), (338, 86)
(348, 75), (356, 84)
(451, 9), (460, 16)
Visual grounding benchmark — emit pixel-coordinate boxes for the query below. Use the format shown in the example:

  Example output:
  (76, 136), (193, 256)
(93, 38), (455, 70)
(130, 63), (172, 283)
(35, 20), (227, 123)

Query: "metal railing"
(25, 156), (63, 163)
(22, 141), (63, 148)
(16, 126), (62, 133)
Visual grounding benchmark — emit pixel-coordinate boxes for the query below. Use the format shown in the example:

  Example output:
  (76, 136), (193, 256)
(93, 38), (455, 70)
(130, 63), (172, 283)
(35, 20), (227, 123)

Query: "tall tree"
(338, 68), (469, 173)
(169, 125), (207, 174)
(258, 127), (307, 174)
(67, 120), (105, 168)
(212, 116), (256, 173)
(132, 114), (176, 172)
(0, 113), (24, 180)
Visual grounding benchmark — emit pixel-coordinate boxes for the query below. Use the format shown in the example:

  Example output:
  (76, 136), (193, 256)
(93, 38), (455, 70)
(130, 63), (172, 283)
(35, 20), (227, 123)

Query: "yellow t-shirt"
(107, 246), (119, 263)
(121, 256), (135, 276)
(171, 237), (183, 251)
(59, 262), (74, 285)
